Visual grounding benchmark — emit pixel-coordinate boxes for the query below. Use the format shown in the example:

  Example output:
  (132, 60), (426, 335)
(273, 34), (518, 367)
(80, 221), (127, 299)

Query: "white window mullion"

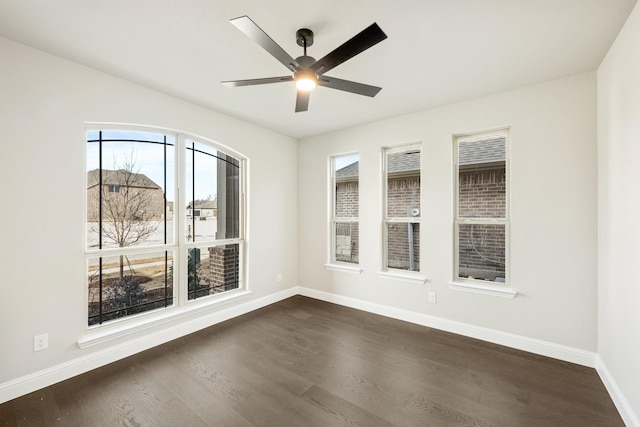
(329, 153), (360, 266)
(453, 129), (510, 287)
(175, 133), (188, 306)
(382, 144), (422, 273)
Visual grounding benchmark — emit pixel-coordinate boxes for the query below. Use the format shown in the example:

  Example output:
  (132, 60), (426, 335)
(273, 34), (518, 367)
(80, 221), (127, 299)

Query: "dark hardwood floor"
(0, 296), (623, 426)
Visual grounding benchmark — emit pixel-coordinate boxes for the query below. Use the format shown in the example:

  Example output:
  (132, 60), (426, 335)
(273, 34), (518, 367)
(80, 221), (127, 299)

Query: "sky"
(334, 153), (359, 171)
(87, 130), (224, 202)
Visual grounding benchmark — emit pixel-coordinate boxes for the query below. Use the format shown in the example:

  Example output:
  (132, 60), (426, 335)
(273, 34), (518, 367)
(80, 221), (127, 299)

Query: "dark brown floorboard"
(0, 296), (624, 426)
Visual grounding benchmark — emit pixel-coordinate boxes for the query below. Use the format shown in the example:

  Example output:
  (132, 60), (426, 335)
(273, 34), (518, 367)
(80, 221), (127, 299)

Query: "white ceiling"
(0, 0), (636, 139)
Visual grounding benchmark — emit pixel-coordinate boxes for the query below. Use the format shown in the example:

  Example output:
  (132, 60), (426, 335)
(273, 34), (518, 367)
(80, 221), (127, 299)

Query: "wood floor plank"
(0, 296), (624, 426)
(302, 384), (396, 427)
(140, 352), (253, 427)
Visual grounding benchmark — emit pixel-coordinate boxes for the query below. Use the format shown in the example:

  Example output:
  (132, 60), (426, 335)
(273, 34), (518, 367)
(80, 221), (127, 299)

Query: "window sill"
(77, 290), (252, 349)
(324, 263), (363, 274)
(378, 271), (427, 285)
(448, 281), (517, 299)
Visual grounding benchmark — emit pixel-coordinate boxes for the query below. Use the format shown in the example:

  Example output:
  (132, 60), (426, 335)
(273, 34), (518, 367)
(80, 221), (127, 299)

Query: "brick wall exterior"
(335, 182), (359, 217)
(458, 169), (506, 218)
(335, 181), (359, 263)
(387, 176), (421, 218)
(207, 245), (240, 292)
(335, 176), (421, 270)
(458, 167), (506, 280)
(386, 176), (421, 270)
(333, 165), (504, 278)
(333, 151), (420, 270)
(189, 245), (240, 299)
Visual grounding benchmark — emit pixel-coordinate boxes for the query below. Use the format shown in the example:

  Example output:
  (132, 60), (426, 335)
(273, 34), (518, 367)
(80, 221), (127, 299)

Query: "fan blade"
(310, 23), (387, 75)
(230, 16), (298, 72)
(295, 90), (310, 112)
(318, 76), (382, 97)
(222, 76), (293, 87)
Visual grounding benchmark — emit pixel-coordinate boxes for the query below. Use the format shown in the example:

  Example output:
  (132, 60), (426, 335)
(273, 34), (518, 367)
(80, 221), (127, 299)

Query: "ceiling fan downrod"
(296, 28), (314, 57)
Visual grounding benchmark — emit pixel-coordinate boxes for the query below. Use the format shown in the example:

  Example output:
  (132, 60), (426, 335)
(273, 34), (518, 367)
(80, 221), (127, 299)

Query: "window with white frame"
(184, 140), (242, 300)
(454, 130), (508, 285)
(330, 154), (359, 264)
(383, 145), (421, 271)
(86, 128), (245, 326)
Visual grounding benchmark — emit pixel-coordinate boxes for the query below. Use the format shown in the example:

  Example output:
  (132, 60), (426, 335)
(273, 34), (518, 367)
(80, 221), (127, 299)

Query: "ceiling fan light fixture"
(294, 70), (317, 91)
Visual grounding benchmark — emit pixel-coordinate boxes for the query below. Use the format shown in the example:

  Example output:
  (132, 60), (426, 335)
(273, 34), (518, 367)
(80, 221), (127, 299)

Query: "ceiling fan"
(222, 16), (388, 112)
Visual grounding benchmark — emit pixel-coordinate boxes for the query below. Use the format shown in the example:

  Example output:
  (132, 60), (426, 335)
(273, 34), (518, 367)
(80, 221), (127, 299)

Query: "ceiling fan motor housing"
(295, 55), (316, 69)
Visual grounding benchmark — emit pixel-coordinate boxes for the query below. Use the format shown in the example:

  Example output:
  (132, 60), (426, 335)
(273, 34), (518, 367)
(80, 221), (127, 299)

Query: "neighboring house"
(335, 143), (505, 277)
(335, 150), (421, 267)
(186, 200), (217, 219)
(386, 150), (421, 270)
(334, 161), (360, 263)
(86, 169), (165, 222)
(457, 136), (506, 281)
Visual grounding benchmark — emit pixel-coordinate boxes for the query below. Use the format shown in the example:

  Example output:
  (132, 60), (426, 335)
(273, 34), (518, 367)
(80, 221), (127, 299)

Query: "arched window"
(86, 127), (246, 326)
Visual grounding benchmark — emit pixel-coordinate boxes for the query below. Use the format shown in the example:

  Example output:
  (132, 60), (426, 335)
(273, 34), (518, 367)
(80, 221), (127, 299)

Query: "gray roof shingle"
(459, 137), (505, 165)
(336, 150), (420, 179)
(387, 150), (420, 173)
(335, 161), (359, 179)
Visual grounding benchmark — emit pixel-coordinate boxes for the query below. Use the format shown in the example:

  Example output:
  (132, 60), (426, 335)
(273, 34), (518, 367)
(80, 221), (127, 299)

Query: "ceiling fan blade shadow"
(230, 16), (299, 72)
(222, 76), (293, 87)
(318, 76), (382, 97)
(310, 23), (387, 75)
(295, 90), (310, 112)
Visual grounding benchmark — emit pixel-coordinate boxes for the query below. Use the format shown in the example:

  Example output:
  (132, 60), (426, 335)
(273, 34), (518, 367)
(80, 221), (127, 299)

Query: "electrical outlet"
(277, 273), (282, 282)
(34, 333), (48, 352)
(428, 292), (437, 304)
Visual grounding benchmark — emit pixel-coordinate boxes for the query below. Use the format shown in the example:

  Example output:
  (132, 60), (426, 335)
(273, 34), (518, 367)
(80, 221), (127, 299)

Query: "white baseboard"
(296, 286), (597, 368)
(0, 287), (297, 405)
(597, 356), (640, 427)
(0, 285), (615, 409)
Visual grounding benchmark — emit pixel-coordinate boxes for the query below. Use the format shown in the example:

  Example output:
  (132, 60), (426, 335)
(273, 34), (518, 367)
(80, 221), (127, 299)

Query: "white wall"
(598, 2), (640, 424)
(0, 37), (298, 391)
(298, 73), (598, 353)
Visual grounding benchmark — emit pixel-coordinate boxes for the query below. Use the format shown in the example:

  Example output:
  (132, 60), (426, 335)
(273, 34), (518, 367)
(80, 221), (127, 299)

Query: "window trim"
(326, 152), (361, 270)
(181, 138), (246, 305)
(452, 128), (514, 295)
(83, 123), (248, 332)
(381, 143), (423, 276)
(78, 289), (252, 348)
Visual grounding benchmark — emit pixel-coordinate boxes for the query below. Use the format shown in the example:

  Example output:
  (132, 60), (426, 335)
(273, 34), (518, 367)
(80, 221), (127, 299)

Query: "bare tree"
(100, 158), (162, 277)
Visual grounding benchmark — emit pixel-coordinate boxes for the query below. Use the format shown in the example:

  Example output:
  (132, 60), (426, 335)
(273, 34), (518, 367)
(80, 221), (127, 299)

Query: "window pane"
(186, 141), (240, 242)
(88, 251), (174, 326)
(458, 137), (506, 219)
(334, 154), (359, 218)
(335, 222), (359, 264)
(457, 223), (506, 282)
(386, 222), (420, 271)
(187, 244), (240, 300)
(386, 148), (421, 218)
(87, 131), (174, 249)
